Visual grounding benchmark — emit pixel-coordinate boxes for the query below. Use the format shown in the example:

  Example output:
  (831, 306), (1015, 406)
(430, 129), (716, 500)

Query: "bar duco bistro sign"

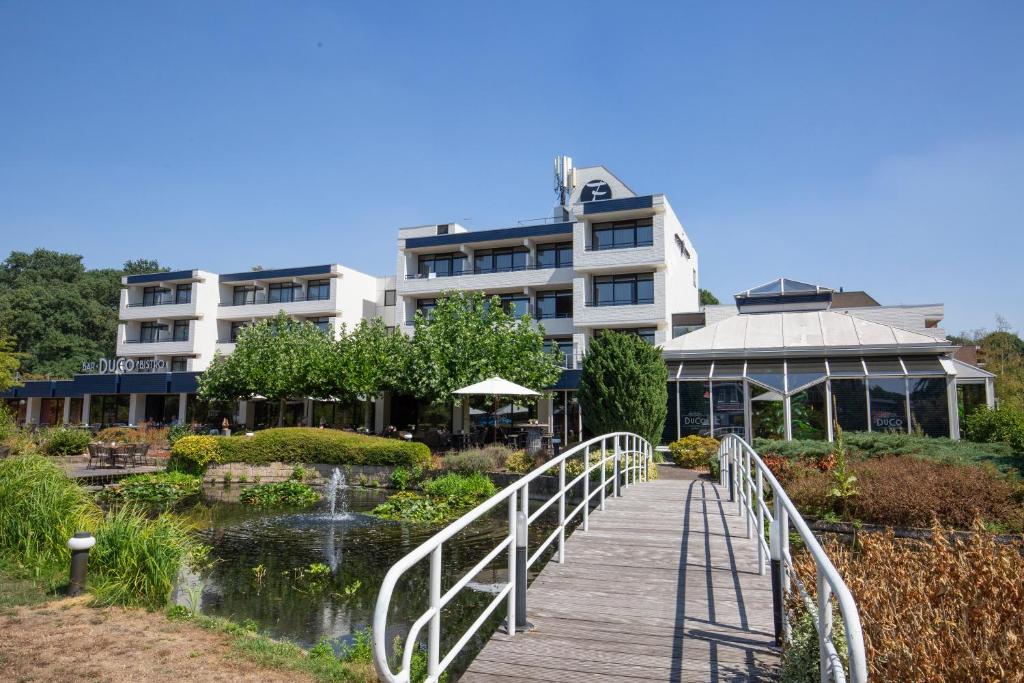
(81, 358), (167, 375)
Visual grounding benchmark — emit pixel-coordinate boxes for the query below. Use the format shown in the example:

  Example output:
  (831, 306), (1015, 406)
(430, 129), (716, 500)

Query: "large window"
(175, 284), (192, 304)
(592, 273), (654, 306)
(750, 384), (785, 439)
(171, 356), (188, 372)
(172, 320), (189, 341)
(790, 383), (828, 440)
(535, 290), (572, 319)
(600, 328), (656, 345)
(495, 293), (529, 318)
(474, 247), (528, 274)
(830, 378), (867, 433)
(308, 316), (331, 333)
(94, 395), (129, 426)
(416, 298), (437, 320)
(306, 279), (330, 301)
(909, 378), (949, 438)
(232, 286), (257, 306)
(591, 218), (654, 251)
(543, 338), (574, 368)
(142, 286), (170, 306)
(869, 378), (908, 433)
(678, 382), (711, 437)
(268, 282), (299, 303)
(139, 322), (165, 343)
(536, 242), (573, 269)
(418, 252), (468, 278)
(712, 381), (745, 437)
(229, 321), (249, 342)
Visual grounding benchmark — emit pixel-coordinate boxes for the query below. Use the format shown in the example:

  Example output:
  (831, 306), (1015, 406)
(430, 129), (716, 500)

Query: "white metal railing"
(372, 432), (654, 683)
(718, 434), (867, 683)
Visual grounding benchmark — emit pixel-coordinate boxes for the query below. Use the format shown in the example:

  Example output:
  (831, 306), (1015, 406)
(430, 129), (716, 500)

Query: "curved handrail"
(718, 434), (867, 683)
(372, 432), (653, 683)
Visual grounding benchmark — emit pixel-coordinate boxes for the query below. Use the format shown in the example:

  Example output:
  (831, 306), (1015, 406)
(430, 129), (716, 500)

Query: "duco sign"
(81, 358), (167, 375)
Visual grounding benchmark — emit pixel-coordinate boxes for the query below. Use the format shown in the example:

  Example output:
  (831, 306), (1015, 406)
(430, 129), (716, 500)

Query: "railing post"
(614, 436), (621, 497)
(516, 485), (533, 632)
(428, 545), (441, 678)
(719, 443), (727, 488)
(817, 573), (833, 683)
(583, 446), (590, 531)
(781, 505), (791, 642)
(756, 466), (765, 576)
(600, 439), (607, 511)
(558, 459), (566, 563)
(506, 493), (517, 637)
(744, 448), (753, 539)
(728, 441), (735, 503)
(770, 495), (784, 645)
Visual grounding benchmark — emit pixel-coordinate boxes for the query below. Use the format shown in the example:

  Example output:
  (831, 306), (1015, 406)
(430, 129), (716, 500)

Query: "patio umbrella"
(453, 377), (538, 439)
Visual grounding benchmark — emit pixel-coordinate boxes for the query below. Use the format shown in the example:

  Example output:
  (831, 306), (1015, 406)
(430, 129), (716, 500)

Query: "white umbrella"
(453, 377), (538, 439)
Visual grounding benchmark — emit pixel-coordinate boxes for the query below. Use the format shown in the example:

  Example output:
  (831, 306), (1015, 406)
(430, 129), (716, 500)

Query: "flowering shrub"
(668, 435), (720, 469)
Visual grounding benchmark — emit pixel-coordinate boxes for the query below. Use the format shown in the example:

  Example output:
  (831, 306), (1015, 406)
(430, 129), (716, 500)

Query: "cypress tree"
(578, 331), (668, 446)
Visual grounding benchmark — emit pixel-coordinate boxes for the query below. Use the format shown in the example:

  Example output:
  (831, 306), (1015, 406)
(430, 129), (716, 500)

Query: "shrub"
(89, 505), (201, 609)
(95, 426), (142, 443)
(782, 456), (1024, 530)
(390, 465), (424, 491)
(98, 472), (202, 508)
(39, 426), (92, 456)
(505, 449), (535, 474)
(668, 435), (720, 469)
(239, 481), (320, 509)
(421, 472), (497, 504)
(0, 406), (16, 443)
(216, 428), (432, 469)
(792, 526), (1024, 682)
(965, 406), (1024, 451)
(578, 330), (668, 446)
(168, 435), (221, 473)
(441, 445), (509, 474)
(780, 606), (847, 683)
(167, 423), (196, 447)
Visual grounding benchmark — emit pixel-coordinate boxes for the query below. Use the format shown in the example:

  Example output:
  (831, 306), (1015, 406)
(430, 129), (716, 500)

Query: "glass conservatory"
(663, 355), (956, 443)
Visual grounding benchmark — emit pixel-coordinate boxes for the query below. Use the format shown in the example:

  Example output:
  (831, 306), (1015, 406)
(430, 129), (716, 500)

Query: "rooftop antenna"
(554, 155), (575, 207)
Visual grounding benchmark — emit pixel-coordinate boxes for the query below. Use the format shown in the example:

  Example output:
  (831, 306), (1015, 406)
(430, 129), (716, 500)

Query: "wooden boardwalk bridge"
(462, 467), (780, 682)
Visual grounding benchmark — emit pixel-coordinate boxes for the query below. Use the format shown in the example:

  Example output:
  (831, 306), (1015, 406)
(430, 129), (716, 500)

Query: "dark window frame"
(306, 279), (330, 301)
(174, 283), (192, 304)
(535, 290), (573, 319)
(591, 273), (655, 306)
(591, 218), (654, 251)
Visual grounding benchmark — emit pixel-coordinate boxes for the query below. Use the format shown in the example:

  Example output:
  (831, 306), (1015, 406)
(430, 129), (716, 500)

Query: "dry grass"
(0, 598), (314, 682)
(793, 526), (1024, 682)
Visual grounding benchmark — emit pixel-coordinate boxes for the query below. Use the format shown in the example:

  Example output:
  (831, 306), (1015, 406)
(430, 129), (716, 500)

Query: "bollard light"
(67, 531), (96, 597)
(514, 511), (534, 632)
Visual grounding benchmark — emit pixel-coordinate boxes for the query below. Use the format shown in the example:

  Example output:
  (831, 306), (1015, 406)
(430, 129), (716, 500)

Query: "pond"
(175, 475), (572, 675)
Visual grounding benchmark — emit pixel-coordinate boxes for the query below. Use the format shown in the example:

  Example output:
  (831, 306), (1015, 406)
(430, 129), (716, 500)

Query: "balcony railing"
(220, 292), (331, 306)
(535, 311), (573, 320)
(127, 297), (191, 307)
(123, 334), (189, 344)
(584, 240), (654, 252)
(584, 297), (655, 307)
(404, 262), (572, 280)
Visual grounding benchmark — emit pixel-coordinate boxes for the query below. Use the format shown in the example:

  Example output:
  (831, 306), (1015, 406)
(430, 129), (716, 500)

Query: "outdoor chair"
(86, 442), (102, 469)
(114, 443), (135, 468)
(134, 442), (150, 467)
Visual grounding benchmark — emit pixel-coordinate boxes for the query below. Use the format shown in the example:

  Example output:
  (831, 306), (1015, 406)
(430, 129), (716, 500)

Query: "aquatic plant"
(98, 471), (202, 508)
(239, 481), (320, 509)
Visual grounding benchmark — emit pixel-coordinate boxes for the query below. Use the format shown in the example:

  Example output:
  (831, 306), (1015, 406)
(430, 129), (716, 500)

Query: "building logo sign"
(82, 358), (167, 375)
(580, 179), (612, 202)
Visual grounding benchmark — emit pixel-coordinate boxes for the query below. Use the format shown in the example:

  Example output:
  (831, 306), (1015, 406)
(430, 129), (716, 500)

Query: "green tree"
(405, 291), (561, 405)
(198, 312), (337, 425)
(0, 334), (21, 392)
(955, 316), (1024, 412)
(699, 289), (720, 306)
(122, 259), (168, 275)
(341, 318), (410, 398)
(577, 331), (668, 446)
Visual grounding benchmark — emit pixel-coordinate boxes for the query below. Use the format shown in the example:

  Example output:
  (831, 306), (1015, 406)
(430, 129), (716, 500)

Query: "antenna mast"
(554, 155), (575, 207)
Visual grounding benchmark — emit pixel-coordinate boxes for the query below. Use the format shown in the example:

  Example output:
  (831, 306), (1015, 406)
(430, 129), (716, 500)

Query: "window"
(139, 322), (165, 342)
(712, 381), (745, 437)
(306, 279), (330, 301)
(831, 378), (868, 432)
(142, 286), (170, 306)
(790, 383), (828, 440)
(268, 282), (299, 303)
(417, 252), (467, 278)
(672, 324), (703, 338)
(416, 298), (437, 320)
(175, 284), (192, 304)
(591, 218), (654, 251)
(233, 286), (257, 306)
(172, 320), (189, 341)
(437, 224), (449, 235)
(869, 378), (908, 433)
(750, 384), (785, 439)
(536, 242), (573, 269)
(678, 382), (711, 437)
(474, 247), (528, 274)
(599, 328), (657, 345)
(229, 321), (249, 342)
(786, 359), (827, 392)
(384, 289), (396, 306)
(535, 290), (573, 319)
(386, 326), (396, 335)
(909, 377), (950, 438)
(309, 317), (331, 333)
(171, 356), (188, 372)
(592, 273), (654, 306)
(543, 338), (574, 368)
(746, 361), (785, 392)
(495, 293), (530, 318)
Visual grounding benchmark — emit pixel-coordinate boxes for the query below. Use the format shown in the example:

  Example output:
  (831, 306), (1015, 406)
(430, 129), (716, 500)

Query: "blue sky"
(1, 1), (1021, 335)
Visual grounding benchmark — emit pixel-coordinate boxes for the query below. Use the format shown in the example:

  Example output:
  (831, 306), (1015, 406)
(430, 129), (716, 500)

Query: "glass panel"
(635, 221), (653, 246)
(175, 284), (191, 304)
(831, 379), (868, 432)
(494, 251), (512, 272)
(749, 279), (783, 295)
(781, 278), (817, 293)
(750, 384), (785, 439)
(384, 290), (396, 306)
(790, 383), (828, 440)
(536, 295), (555, 319)
(909, 378), (950, 437)
(474, 253), (490, 273)
(613, 280), (633, 304)
(536, 245), (556, 268)
(787, 359), (827, 391)
(434, 257), (451, 276)
(827, 358), (865, 377)
(902, 356), (945, 375)
(866, 356), (905, 375)
(453, 255), (467, 274)
(712, 361), (745, 378)
(746, 361), (785, 392)
(957, 384), (986, 436)
(711, 381), (745, 437)
(680, 361), (712, 380)
(511, 249), (528, 270)
(636, 276), (654, 304)
(869, 378), (908, 433)
(678, 381), (711, 437)
(613, 224), (635, 247)
(663, 383), (678, 443)
(557, 244), (573, 266)
(592, 226), (612, 250)
(555, 292), (572, 317)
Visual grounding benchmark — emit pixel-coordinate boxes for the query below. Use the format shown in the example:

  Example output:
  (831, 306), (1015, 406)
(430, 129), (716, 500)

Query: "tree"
(198, 312), (337, 425)
(405, 291), (562, 405)
(0, 334), (21, 392)
(699, 289), (720, 306)
(954, 316), (1024, 412)
(577, 331), (667, 446)
(342, 318), (410, 398)
(122, 259), (168, 275)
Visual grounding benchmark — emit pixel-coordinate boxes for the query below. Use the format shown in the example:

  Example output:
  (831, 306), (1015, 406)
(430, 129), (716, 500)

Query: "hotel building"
(1, 161), (993, 443)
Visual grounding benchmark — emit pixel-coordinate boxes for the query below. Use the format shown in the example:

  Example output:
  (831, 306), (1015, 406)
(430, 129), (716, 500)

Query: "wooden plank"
(461, 478), (780, 682)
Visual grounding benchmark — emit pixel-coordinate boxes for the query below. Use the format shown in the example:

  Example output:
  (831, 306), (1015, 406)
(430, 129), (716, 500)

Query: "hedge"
(170, 427), (431, 472)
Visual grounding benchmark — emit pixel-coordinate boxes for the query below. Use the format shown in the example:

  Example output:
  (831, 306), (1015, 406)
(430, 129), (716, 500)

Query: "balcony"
(117, 333), (196, 357)
(217, 292), (337, 319)
(120, 296), (197, 321)
(573, 297), (661, 328)
(399, 264), (573, 296)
